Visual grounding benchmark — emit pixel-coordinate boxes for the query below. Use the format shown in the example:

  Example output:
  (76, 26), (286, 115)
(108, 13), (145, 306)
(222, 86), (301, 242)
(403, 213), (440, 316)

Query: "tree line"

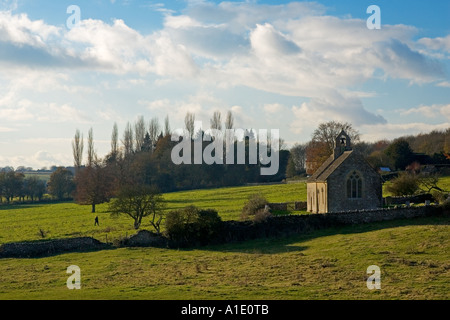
(286, 121), (450, 178)
(69, 111), (289, 214)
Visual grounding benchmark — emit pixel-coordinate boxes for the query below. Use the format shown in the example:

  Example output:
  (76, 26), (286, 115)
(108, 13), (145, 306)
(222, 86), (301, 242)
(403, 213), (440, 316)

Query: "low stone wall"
(268, 203), (288, 211)
(325, 205), (442, 225)
(268, 201), (307, 211)
(0, 237), (108, 258)
(122, 230), (167, 247)
(384, 194), (435, 206)
(213, 205), (444, 246)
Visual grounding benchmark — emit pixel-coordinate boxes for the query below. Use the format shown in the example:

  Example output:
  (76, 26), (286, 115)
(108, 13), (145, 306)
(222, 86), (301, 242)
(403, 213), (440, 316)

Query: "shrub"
(241, 193), (269, 220)
(164, 206), (222, 246)
(385, 173), (419, 196)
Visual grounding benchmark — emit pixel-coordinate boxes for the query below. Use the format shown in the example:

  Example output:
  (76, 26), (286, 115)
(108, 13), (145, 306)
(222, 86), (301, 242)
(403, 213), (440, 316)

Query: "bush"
(164, 206), (222, 246)
(386, 173), (419, 196)
(241, 193), (269, 220)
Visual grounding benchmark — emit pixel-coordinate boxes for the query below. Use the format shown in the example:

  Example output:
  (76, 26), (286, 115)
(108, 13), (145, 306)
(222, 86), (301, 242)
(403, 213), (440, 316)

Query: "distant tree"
(111, 122), (119, 158)
(305, 140), (329, 175)
(0, 171), (25, 203)
(148, 117), (160, 150)
(164, 115), (171, 136)
(87, 128), (96, 167)
(109, 184), (165, 231)
(141, 132), (152, 152)
(0, 172), (4, 203)
(72, 129), (84, 172)
(184, 112), (195, 139)
(48, 168), (75, 200)
(210, 111), (222, 131)
(74, 161), (114, 213)
(385, 139), (415, 170)
(134, 115), (146, 152)
(225, 110), (234, 130)
(122, 122), (134, 158)
(289, 143), (307, 174)
(23, 176), (46, 202)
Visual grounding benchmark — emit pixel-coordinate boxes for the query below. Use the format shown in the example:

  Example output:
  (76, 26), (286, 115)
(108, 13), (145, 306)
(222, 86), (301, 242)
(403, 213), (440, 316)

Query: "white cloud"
(399, 104), (450, 120)
(418, 35), (450, 53)
(290, 93), (386, 135)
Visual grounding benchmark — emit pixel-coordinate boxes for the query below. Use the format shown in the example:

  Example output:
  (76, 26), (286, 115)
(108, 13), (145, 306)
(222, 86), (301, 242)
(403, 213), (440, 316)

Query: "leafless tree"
(122, 122), (134, 158)
(184, 112), (195, 139)
(111, 122), (119, 158)
(87, 128), (96, 167)
(210, 111), (222, 131)
(149, 117), (160, 148)
(312, 121), (360, 155)
(134, 115), (146, 152)
(72, 129), (84, 171)
(225, 110), (234, 130)
(164, 114), (171, 136)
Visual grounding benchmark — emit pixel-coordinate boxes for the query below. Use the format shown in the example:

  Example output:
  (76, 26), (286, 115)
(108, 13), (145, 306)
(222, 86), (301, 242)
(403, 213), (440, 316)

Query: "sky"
(0, 0), (449, 169)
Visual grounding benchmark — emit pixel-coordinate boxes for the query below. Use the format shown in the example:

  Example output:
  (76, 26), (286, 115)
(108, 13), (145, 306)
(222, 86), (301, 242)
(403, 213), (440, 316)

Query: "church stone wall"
(327, 153), (382, 213)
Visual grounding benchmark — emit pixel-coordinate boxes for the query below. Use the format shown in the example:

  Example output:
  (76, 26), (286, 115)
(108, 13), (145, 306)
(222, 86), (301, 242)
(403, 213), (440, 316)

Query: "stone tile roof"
(307, 150), (353, 182)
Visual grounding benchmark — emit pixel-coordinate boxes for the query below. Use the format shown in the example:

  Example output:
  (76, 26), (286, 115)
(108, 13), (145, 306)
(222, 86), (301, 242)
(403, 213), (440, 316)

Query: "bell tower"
(333, 130), (351, 159)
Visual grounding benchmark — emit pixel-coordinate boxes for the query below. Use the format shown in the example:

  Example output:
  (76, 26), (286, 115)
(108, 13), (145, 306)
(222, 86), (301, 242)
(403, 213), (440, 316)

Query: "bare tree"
(122, 122), (134, 158)
(225, 110), (234, 130)
(312, 121), (360, 155)
(111, 122), (119, 158)
(72, 129), (84, 171)
(210, 111), (222, 131)
(87, 128), (96, 167)
(184, 112), (195, 139)
(134, 115), (146, 152)
(149, 117), (160, 149)
(164, 114), (171, 136)
(289, 143), (307, 172)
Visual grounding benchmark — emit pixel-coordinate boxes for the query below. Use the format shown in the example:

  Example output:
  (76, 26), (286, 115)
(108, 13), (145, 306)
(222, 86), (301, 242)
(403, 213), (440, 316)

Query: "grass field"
(0, 182), (308, 245)
(0, 179), (448, 300)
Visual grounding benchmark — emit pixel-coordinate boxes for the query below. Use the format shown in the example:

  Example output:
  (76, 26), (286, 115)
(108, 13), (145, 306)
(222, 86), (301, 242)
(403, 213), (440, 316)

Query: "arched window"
(347, 171), (362, 199)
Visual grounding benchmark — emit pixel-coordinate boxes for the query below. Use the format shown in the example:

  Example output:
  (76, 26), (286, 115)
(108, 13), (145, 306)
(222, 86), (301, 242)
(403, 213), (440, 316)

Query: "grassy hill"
(0, 178), (448, 300)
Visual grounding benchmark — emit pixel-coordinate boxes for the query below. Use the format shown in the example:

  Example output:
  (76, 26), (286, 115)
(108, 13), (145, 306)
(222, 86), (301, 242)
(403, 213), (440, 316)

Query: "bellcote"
(333, 130), (351, 159)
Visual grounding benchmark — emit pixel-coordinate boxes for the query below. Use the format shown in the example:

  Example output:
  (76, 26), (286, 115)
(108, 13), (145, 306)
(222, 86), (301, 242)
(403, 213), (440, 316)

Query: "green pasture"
(0, 182), (307, 245)
(0, 178), (448, 300)
(0, 215), (448, 300)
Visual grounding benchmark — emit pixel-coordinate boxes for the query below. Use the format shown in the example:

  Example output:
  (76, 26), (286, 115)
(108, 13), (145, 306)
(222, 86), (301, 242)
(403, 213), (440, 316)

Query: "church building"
(307, 130), (382, 213)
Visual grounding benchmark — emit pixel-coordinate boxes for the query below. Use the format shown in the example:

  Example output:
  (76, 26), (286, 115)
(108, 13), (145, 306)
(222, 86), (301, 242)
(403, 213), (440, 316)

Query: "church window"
(347, 171), (362, 199)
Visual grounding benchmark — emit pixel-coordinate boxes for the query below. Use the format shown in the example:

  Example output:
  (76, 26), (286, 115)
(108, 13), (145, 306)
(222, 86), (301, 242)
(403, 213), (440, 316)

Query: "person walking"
(94, 216), (99, 226)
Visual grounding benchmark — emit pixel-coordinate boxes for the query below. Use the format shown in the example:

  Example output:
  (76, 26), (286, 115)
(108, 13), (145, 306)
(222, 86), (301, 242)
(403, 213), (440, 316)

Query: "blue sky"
(0, 0), (449, 168)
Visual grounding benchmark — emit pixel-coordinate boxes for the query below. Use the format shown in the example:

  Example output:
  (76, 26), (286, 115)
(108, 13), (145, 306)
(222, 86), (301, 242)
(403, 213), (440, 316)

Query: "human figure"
(94, 216), (99, 226)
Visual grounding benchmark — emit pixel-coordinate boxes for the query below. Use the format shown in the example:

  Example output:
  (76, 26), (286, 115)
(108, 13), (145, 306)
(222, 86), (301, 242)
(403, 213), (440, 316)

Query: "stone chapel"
(306, 130), (382, 213)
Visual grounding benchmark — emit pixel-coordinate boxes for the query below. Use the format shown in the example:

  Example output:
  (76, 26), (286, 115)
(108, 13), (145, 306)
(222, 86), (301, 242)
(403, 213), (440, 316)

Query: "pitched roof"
(307, 150), (353, 182)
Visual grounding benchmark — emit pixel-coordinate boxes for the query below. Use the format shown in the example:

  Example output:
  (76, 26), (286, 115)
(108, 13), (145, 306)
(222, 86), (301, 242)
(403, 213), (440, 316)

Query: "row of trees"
(0, 172), (47, 204)
(71, 111), (289, 213)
